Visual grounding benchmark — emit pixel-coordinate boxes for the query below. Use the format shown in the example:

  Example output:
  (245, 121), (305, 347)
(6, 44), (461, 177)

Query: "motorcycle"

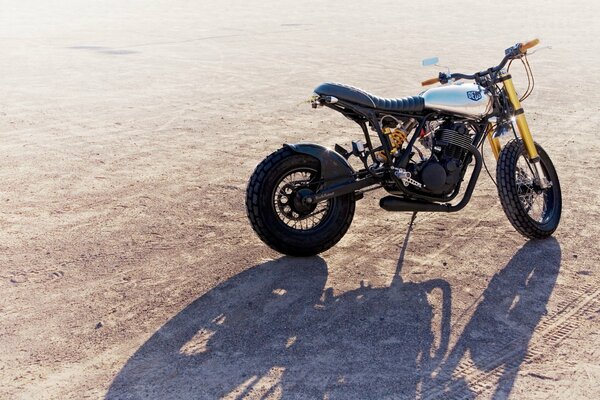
(246, 39), (561, 256)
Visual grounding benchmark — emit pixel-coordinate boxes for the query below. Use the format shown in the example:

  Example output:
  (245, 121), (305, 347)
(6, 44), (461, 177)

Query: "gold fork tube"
(486, 123), (501, 160)
(501, 74), (539, 159)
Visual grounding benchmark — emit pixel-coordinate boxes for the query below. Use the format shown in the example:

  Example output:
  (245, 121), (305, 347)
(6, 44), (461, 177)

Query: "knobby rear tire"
(496, 139), (562, 239)
(246, 147), (355, 256)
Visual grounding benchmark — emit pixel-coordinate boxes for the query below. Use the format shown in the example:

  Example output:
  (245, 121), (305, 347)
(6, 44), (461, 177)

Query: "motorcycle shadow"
(106, 238), (560, 399)
(432, 236), (561, 399)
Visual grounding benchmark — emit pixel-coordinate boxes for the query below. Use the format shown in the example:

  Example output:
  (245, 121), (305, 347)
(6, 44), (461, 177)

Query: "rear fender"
(284, 143), (355, 188)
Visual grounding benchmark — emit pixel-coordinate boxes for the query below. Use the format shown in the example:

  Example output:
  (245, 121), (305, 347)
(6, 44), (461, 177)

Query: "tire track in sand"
(421, 284), (600, 399)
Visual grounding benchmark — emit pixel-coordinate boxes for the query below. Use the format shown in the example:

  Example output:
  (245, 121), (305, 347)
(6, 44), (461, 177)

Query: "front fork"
(487, 72), (550, 188)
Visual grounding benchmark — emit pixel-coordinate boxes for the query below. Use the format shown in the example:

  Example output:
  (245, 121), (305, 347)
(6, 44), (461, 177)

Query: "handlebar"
(422, 39), (540, 86)
(421, 77), (440, 86)
(519, 38), (540, 53)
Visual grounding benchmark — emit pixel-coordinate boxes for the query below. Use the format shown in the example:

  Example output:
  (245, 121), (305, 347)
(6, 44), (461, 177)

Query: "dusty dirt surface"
(1, 0), (599, 399)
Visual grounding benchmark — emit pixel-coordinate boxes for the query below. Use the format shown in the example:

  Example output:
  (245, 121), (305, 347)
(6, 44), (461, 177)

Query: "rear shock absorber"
(375, 127), (408, 162)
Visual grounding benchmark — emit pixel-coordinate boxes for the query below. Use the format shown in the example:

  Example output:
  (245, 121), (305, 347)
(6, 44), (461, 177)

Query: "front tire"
(246, 148), (355, 256)
(496, 139), (562, 239)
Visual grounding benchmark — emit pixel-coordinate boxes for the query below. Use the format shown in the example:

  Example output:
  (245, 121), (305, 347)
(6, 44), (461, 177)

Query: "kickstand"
(408, 211), (418, 229)
(394, 211), (419, 281)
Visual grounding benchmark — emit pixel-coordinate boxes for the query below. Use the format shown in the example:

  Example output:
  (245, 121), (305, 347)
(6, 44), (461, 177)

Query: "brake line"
(519, 55), (535, 102)
(479, 139), (498, 188)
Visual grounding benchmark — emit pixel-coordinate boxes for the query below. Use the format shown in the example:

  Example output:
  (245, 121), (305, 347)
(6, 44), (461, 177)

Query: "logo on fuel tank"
(467, 91), (482, 101)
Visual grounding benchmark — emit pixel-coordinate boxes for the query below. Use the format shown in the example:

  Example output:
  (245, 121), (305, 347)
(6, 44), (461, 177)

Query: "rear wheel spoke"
(272, 167), (331, 231)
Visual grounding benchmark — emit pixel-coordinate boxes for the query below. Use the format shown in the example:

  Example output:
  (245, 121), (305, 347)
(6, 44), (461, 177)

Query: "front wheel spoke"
(523, 200), (533, 214)
(521, 192), (535, 207)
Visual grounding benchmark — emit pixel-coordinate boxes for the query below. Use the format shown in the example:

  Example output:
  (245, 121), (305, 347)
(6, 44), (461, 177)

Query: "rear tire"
(246, 147), (355, 256)
(496, 139), (561, 239)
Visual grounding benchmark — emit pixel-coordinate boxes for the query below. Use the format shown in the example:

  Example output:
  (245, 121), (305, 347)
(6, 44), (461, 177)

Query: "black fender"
(284, 143), (355, 187)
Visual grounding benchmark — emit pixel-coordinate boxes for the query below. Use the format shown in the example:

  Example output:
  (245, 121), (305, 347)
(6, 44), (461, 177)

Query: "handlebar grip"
(519, 38), (540, 53)
(421, 77), (440, 86)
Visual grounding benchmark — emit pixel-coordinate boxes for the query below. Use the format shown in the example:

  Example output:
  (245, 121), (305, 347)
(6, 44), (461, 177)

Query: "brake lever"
(527, 45), (552, 55)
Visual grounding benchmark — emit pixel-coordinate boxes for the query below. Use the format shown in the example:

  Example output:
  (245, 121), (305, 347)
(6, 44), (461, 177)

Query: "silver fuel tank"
(422, 83), (492, 118)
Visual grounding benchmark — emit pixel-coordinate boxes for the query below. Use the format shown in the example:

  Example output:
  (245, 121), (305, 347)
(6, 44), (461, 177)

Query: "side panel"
(284, 143), (355, 186)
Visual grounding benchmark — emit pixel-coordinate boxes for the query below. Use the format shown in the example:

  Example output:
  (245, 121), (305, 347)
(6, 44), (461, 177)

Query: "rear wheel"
(246, 148), (355, 256)
(496, 139), (561, 239)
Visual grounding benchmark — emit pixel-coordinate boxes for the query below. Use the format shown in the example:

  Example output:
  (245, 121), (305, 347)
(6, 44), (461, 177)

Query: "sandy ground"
(1, 0), (599, 399)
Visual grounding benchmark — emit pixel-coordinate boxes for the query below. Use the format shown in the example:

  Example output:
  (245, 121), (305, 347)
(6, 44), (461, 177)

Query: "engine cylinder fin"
(437, 128), (473, 150)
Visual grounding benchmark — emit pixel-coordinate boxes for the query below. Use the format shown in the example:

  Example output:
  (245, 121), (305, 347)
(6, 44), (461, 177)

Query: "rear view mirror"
(422, 57), (439, 67)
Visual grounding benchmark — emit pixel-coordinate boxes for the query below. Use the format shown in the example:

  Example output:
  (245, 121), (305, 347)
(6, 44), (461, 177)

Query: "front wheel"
(246, 147), (355, 256)
(496, 139), (562, 239)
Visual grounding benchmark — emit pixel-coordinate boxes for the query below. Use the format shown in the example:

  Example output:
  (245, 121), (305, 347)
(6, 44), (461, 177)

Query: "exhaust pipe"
(381, 138), (483, 214)
(379, 197), (451, 212)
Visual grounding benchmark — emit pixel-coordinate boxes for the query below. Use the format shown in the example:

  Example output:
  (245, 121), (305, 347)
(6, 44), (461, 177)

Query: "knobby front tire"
(496, 139), (562, 239)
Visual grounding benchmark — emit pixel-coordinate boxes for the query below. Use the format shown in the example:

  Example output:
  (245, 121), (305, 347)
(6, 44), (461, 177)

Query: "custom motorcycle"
(246, 39), (561, 256)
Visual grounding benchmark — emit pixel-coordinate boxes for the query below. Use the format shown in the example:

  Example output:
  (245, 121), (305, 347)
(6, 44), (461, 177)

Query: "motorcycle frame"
(308, 99), (487, 208)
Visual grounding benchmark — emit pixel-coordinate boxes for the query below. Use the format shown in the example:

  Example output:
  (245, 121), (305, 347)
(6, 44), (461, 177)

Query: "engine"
(409, 121), (473, 196)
